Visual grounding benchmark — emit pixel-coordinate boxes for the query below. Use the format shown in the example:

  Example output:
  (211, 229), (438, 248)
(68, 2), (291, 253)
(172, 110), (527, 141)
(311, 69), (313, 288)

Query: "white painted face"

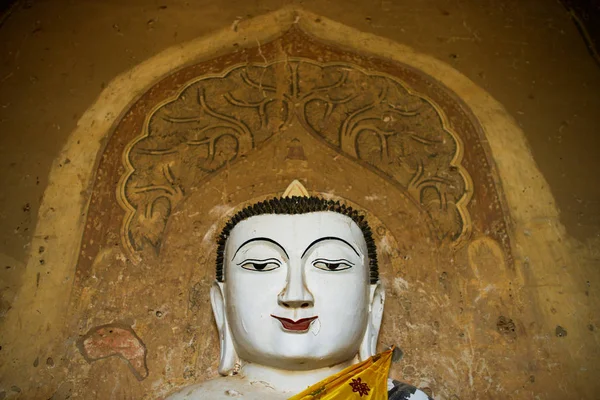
(223, 212), (371, 370)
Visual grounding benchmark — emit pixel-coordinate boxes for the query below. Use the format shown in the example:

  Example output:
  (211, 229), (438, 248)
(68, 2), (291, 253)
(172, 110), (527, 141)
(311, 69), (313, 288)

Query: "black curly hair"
(215, 196), (379, 283)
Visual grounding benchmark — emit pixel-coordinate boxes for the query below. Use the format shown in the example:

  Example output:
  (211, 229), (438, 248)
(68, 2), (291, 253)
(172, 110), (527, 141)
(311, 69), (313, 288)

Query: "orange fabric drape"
(288, 348), (393, 400)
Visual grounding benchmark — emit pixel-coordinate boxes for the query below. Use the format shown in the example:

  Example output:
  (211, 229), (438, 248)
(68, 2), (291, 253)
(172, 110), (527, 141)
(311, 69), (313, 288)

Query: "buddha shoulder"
(165, 376), (288, 400)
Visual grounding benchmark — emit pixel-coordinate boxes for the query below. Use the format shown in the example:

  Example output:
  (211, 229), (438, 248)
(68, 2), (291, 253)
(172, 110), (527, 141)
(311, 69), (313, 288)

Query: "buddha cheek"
(310, 276), (369, 354)
(225, 275), (283, 349)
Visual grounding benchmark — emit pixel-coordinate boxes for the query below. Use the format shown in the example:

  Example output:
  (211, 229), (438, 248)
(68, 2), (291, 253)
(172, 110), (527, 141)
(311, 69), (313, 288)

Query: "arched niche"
(68, 27), (516, 399)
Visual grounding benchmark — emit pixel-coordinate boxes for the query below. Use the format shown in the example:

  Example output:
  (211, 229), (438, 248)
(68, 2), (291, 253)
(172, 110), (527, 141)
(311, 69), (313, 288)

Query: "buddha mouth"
(270, 315), (318, 331)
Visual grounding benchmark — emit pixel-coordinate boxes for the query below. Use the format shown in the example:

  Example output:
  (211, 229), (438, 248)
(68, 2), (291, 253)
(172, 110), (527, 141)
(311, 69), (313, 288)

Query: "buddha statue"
(166, 186), (431, 399)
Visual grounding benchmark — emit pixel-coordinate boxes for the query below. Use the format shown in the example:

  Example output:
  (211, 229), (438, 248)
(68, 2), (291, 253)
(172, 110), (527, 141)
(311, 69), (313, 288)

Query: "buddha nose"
(278, 263), (314, 309)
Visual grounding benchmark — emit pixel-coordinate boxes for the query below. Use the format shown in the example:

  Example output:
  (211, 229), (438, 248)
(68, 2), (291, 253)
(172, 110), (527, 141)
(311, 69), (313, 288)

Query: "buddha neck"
(238, 356), (358, 393)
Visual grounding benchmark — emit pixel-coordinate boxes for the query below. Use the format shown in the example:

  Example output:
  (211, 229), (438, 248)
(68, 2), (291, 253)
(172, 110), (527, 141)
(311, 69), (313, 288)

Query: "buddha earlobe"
(210, 281), (240, 375)
(359, 282), (385, 361)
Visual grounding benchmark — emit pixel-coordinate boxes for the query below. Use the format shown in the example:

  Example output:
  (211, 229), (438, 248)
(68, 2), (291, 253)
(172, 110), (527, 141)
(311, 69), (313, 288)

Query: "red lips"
(271, 315), (318, 331)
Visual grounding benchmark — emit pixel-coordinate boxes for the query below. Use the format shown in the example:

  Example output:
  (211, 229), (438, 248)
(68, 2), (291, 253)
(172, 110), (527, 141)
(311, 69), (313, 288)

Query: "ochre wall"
(0, 7), (598, 400)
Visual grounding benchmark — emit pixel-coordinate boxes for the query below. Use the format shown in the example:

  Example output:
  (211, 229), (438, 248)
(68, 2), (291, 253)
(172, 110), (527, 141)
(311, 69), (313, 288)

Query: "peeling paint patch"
(393, 277), (410, 293)
(76, 323), (148, 381)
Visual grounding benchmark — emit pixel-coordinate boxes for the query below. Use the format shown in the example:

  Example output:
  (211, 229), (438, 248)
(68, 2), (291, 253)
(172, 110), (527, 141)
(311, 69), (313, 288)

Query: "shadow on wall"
(560, 0), (600, 66)
(0, 0), (19, 29)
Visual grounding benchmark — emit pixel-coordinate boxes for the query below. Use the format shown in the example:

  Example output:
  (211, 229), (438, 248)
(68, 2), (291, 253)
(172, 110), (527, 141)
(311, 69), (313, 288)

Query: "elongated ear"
(210, 281), (239, 375)
(359, 282), (385, 361)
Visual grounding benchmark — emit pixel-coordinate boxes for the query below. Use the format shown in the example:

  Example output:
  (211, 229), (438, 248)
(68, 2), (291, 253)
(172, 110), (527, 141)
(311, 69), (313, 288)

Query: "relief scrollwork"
(292, 61), (472, 244)
(118, 59), (473, 262)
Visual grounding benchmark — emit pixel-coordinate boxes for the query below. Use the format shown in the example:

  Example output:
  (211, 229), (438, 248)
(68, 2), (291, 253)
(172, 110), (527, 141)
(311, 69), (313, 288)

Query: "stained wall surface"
(0, 2), (598, 400)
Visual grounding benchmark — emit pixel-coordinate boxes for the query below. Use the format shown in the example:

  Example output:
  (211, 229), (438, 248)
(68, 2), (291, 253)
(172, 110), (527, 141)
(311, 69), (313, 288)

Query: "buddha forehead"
(225, 211), (368, 258)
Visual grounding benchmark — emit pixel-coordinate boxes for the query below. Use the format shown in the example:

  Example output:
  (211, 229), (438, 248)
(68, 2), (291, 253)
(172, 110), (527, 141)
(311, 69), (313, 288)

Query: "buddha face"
(211, 211), (383, 371)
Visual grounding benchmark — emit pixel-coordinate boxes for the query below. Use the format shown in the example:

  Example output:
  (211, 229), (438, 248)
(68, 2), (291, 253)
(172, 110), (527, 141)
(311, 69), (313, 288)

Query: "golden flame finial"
(282, 180), (309, 198)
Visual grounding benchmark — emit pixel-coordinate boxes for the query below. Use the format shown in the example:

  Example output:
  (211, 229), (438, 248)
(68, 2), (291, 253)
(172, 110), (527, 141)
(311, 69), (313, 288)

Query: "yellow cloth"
(288, 348), (393, 400)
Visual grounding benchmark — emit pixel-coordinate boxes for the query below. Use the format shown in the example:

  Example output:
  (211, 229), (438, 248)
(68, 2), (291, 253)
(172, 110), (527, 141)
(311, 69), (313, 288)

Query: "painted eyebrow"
(301, 236), (360, 259)
(231, 237), (289, 261)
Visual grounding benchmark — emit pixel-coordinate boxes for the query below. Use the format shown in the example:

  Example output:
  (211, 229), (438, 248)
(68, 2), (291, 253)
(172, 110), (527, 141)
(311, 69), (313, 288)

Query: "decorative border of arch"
(117, 58), (474, 263)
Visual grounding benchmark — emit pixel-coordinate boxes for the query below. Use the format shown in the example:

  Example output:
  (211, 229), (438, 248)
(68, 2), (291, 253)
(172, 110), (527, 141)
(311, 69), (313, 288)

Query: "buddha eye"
(240, 259), (280, 272)
(313, 259), (353, 272)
